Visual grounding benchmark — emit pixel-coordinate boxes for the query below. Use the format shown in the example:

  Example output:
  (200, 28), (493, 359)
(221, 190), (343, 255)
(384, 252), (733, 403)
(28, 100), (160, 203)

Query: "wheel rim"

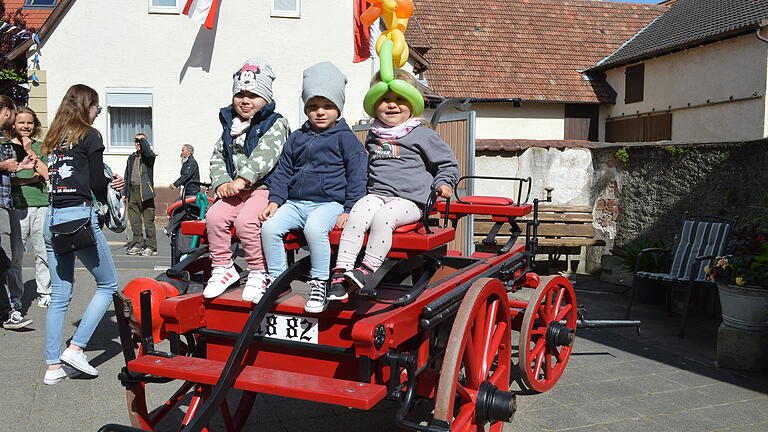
(518, 275), (577, 393)
(435, 278), (511, 432)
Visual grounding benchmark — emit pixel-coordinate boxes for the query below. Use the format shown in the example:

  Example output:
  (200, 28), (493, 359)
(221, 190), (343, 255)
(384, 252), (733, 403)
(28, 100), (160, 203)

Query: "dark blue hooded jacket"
(267, 118), (367, 213)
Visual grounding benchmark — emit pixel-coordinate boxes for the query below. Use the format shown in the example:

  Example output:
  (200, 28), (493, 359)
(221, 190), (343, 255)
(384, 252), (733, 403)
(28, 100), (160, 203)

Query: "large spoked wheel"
(435, 278), (513, 431)
(518, 275), (578, 393)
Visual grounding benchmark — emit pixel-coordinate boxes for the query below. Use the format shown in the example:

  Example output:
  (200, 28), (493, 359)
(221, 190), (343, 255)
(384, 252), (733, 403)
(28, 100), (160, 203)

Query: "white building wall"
(469, 102), (589, 205)
(473, 102), (565, 140)
(602, 33), (768, 142)
(33, 0), (373, 186)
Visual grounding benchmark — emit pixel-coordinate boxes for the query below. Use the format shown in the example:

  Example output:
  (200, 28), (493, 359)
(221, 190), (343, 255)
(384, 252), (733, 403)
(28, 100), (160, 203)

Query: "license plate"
(255, 313), (318, 344)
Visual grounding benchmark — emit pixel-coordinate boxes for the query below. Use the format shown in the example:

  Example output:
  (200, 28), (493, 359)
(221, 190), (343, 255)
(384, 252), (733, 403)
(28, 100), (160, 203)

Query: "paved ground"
(2, 229), (767, 431)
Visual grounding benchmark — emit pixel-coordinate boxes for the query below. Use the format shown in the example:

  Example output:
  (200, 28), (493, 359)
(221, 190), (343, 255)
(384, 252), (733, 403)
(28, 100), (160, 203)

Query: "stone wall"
(475, 139), (768, 273)
(592, 140), (768, 252)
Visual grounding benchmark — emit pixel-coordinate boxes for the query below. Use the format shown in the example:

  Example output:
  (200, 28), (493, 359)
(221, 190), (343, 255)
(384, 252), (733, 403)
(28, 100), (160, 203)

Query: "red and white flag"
(183, 0), (220, 30)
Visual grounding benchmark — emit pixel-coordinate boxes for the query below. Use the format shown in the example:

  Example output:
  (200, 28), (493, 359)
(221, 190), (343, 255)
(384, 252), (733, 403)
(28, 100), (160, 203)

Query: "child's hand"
(335, 213), (349, 229)
(217, 182), (235, 198)
(259, 202), (279, 221)
(436, 185), (453, 199)
(231, 177), (249, 194)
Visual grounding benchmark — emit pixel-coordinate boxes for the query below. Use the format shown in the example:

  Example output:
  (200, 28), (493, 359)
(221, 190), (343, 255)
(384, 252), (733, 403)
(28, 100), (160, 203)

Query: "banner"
(183, 0), (220, 30)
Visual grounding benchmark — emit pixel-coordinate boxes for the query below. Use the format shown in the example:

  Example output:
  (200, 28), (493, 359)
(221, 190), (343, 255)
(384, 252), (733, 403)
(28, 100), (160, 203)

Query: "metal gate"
(352, 109), (476, 254)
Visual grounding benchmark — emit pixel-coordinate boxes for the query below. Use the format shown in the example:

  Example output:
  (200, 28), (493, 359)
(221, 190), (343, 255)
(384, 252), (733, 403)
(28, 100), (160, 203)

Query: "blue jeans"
(261, 200), (343, 280)
(44, 205), (119, 365)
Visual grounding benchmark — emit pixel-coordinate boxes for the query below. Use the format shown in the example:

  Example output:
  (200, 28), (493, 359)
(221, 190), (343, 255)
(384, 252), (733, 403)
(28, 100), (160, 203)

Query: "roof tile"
(409, 0), (666, 102)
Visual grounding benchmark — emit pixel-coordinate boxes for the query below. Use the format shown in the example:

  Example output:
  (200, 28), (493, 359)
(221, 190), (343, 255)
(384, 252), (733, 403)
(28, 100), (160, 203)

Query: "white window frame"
(148, 0), (180, 14)
(105, 87), (154, 154)
(271, 0), (301, 18)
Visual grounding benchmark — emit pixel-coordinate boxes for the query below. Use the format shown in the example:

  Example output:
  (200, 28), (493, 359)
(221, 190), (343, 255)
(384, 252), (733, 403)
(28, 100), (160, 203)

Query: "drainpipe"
(757, 21), (768, 44)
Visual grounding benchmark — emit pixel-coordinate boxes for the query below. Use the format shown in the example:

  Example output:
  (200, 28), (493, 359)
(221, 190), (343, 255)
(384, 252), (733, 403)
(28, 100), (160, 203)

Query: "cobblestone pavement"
(2, 233), (767, 431)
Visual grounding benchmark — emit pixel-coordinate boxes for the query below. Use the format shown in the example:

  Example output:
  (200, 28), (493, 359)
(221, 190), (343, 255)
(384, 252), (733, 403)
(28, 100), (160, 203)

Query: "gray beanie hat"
(302, 62), (347, 113)
(233, 58), (275, 103)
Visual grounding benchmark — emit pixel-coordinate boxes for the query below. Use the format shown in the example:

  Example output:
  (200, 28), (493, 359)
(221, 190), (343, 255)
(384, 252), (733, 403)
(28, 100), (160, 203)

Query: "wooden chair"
(624, 216), (734, 338)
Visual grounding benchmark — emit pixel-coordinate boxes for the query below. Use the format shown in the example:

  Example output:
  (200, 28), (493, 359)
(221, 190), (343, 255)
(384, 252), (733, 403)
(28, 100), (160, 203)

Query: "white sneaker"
(60, 348), (98, 377)
(304, 279), (328, 314)
(38, 294), (51, 308)
(43, 367), (67, 385)
(203, 264), (240, 299)
(241, 270), (274, 302)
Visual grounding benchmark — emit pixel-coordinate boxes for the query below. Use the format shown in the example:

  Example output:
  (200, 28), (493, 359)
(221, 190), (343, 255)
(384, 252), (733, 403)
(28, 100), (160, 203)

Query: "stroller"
(165, 181), (213, 266)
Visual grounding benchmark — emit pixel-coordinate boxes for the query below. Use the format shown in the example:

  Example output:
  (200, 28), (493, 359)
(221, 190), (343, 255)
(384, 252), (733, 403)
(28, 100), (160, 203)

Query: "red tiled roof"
(4, 0), (54, 30)
(477, 139), (595, 151)
(408, 0), (667, 103)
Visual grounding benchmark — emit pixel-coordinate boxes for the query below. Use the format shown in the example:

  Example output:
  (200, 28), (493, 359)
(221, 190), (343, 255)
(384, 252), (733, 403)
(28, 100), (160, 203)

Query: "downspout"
(756, 26), (768, 44)
(757, 23), (768, 139)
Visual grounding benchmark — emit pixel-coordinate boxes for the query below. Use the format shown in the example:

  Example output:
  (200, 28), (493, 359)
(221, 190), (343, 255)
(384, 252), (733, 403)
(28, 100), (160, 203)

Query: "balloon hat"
(361, 0), (424, 117)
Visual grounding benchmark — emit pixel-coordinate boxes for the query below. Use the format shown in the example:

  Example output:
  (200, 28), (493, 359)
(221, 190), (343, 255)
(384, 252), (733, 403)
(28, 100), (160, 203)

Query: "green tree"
(0, 1), (34, 104)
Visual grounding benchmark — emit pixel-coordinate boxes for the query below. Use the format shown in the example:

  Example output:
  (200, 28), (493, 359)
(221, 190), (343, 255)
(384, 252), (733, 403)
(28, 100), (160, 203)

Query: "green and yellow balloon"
(363, 39), (424, 117)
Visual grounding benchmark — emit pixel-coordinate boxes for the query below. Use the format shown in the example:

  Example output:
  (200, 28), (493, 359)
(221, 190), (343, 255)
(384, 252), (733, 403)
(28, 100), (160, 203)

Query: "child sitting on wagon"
(260, 62), (367, 312)
(330, 69), (459, 303)
(203, 58), (290, 300)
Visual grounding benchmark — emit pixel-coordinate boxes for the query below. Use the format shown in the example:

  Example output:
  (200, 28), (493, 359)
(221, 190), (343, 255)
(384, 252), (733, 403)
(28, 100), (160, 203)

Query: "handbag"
(50, 215), (96, 256)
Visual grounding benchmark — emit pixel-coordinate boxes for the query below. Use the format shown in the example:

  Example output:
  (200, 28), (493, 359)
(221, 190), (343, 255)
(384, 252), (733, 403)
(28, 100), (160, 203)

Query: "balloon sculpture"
(361, 0), (424, 117)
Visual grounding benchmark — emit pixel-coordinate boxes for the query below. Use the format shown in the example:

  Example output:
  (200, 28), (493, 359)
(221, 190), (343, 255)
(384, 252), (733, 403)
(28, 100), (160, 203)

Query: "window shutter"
(624, 64), (644, 104)
(106, 92), (153, 107)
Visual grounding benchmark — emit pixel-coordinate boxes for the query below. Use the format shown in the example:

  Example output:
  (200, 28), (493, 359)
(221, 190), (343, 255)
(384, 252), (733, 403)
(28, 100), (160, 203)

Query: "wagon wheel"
(518, 275), (577, 393)
(435, 278), (513, 431)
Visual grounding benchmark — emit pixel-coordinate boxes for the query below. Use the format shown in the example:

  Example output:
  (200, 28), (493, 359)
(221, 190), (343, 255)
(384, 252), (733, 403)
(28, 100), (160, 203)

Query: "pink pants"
(205, 189), (269, 270)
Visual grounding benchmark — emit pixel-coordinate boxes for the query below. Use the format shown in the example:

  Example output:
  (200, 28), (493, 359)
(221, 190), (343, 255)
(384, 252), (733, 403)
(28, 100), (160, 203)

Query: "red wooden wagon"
(99, 177), (637, 432)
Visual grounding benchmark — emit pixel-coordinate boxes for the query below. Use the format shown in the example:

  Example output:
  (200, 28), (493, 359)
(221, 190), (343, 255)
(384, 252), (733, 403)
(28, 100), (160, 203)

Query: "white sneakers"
(203, 264), (240, 298)
(43, 367), (68, 385)
(60, 348), (98, 377)
(38, 294), (51, 308)
(241, 270), (274, 302)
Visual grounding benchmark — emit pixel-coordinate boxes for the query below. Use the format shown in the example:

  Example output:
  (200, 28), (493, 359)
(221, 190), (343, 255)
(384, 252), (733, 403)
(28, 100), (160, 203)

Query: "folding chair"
(624, 216), (734, 338)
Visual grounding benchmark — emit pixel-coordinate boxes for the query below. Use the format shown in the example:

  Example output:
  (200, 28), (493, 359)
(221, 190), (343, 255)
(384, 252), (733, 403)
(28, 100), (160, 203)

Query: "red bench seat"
(436, 196), (532, 218)
(180, 220), (455, 258)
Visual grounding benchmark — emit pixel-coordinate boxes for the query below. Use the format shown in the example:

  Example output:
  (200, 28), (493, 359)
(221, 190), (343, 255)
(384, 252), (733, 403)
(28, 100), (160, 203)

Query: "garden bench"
(473, 204), (605, 272)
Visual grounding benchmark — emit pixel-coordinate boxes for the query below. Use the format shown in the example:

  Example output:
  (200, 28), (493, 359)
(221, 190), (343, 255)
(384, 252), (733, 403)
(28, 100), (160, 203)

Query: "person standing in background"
(169, 144), (200, 198)
(7, 107), (52, 308)
(123, 133), (157, 256)
(0, 95), (35, 330)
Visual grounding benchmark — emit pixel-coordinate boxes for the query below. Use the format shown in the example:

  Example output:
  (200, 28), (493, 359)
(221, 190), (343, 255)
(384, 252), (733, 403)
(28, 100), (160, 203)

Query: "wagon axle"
(475, 381), (517, 425)
(546, 321), (575, 348)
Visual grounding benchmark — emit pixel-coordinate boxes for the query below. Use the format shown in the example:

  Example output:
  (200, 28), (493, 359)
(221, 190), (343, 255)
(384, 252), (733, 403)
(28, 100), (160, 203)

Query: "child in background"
(204, 58), (290, 299)
(331, 70), (459, 299)
(260, 62), (367, 312)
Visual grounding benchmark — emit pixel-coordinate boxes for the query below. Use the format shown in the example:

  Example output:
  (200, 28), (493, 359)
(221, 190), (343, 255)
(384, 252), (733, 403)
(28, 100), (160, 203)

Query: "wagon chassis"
(101, 179), (639, 432)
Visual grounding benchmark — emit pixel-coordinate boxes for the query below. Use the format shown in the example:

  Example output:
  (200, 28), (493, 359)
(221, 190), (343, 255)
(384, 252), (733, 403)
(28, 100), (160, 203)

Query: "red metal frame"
(110, 197), (584, 432)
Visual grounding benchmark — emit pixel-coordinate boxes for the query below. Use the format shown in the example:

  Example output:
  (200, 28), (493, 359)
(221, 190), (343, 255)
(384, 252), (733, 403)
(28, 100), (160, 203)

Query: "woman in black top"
(41, 84), (125, 385)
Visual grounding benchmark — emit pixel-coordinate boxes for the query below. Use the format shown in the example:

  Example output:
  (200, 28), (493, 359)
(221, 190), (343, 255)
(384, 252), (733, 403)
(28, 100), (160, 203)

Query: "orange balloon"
(395, 0), (414, 19)
(361, 4), (382, 27)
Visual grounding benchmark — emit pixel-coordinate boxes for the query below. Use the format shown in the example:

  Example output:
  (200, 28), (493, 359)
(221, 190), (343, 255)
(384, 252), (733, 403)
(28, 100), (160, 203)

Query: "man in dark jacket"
(123, 133), (157, 256)
(169, 144), (200, 198)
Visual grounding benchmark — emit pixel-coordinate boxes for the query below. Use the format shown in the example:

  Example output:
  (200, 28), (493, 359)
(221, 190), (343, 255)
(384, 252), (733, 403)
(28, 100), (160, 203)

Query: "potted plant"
(705, 211), (768, 331)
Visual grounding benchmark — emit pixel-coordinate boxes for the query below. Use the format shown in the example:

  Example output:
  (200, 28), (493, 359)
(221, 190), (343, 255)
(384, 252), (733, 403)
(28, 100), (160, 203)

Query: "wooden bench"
(473, 204), (605, 272)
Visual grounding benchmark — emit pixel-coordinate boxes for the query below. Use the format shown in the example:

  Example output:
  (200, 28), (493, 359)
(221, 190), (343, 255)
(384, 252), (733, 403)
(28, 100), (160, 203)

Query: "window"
(149, 0), (179, 14)
(106, 88), (153, 152)
(271, 0), (300, 18)
(23, 0), (56, 8)
(624, 63), (644, 104)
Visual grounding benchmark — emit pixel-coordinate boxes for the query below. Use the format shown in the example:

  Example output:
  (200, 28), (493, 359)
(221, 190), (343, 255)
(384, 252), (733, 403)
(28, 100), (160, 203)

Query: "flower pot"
(717, 283), (768, 331)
